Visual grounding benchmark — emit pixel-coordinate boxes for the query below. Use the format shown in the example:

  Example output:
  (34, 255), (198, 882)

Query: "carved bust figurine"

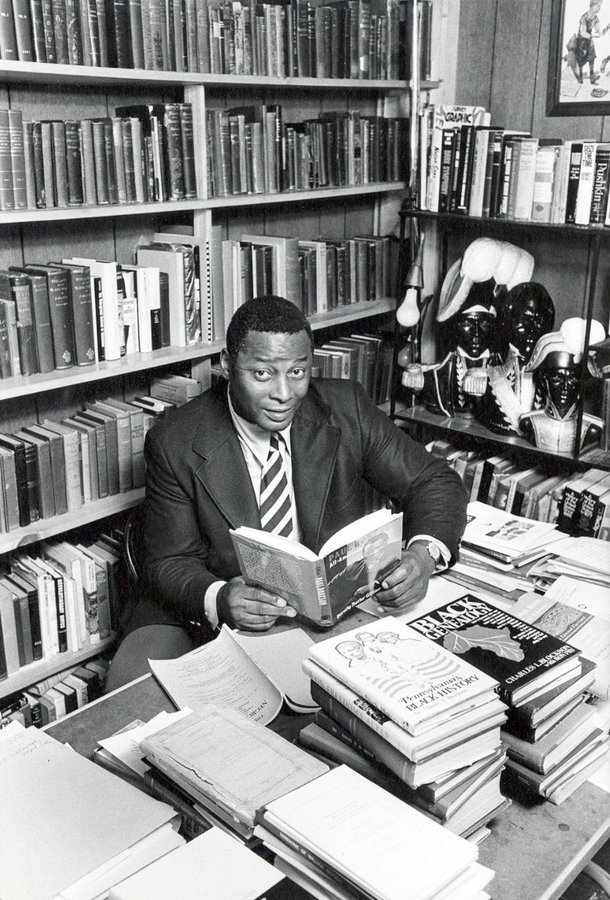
(519, 319), (606, 454)
(474, 282), (555, 436)
(402, 283), (498, 417)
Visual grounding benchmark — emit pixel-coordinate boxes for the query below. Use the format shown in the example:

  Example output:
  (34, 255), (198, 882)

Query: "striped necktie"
(259, 433), (294, 538)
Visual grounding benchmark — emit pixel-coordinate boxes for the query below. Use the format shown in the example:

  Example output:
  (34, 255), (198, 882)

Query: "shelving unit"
(391, 205), (610, 473)
(0, 10), (418, 700)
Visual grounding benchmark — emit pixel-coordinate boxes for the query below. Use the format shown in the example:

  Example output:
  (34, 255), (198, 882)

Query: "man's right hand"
(217, 577), (297, 631)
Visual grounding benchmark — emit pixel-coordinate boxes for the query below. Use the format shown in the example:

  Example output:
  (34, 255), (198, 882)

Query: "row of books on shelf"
(426, 439), (610, 540)
(0, 656), (109, 727)
(0, 103), (196, 212)
(206, 106), (407, 197)
(0, 380), (201, 531)
(221, 231), (396, 317)
(0, 0), (431, 80)
(0, 243), (204, 378)
(0, 228), (394, 380)
(418, 101), (610, 226)
(0, 535), (118, 683)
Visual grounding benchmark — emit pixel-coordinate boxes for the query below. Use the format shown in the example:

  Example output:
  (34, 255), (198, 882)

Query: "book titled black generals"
(408, 595), (582, 707)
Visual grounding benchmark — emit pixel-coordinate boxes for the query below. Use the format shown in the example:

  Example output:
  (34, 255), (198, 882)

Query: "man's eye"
(290, 367), (307, 379)
(253, 370), (272, 381)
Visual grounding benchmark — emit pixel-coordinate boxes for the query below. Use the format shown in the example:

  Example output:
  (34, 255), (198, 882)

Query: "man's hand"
(375, 545), (435, 612)
(217, 577), (297, 631)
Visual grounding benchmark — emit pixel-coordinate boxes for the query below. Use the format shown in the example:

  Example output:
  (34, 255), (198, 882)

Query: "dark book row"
(221, 232), (395, 318)
(0, 404), (148, 532)
(0, 242), (207, 378)
(314, 332), (394, 406)
(0, 658), (109, 728)
(0, 540), (116, 684)
(206, 105), (408, 198)
(0, 0), (431, 79)
(427, 439), (610, 540)
(0, 103), (197, 212)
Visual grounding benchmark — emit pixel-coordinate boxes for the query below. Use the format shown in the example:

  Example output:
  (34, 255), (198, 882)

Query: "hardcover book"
(408, 594), (582, 707)
(231, 508), (403, 627)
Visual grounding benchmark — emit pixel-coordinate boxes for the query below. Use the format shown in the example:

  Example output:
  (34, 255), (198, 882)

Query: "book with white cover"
(109, 827), (285, 900)
(307, 616), (498, 736)
(260, 765), (483, 900)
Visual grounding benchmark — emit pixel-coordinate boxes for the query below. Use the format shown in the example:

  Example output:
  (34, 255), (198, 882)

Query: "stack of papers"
(529, 536), (610, 588)
(0, 723), (182, 900)
(462, 501), (559, 565)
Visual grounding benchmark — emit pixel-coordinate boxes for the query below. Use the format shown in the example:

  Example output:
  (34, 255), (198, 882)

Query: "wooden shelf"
(0, 489), (145, 554)
(0, 636), (115, 700)
(0, 183), (405, 226)
(309, 298), (395, 330)
(400, 208), (610, 237)
(0, 61), (410, 90)
(0, 342), (225, 401)
(386, 403), (608, 472)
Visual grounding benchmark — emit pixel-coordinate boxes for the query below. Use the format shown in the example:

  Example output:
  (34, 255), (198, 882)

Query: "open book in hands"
(230, 509), (403, 626)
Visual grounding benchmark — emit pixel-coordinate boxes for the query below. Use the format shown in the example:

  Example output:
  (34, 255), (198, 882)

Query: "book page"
(464, 501), (557, 552)
(98, 709), (191, 776)
(556, 536), (610, 575)
(229, 627), (317, 712)
(318, 508), (399, 557)
(149, 626), (283, 725)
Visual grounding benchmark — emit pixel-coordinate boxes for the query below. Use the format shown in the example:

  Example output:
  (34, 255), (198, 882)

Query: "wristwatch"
(411, 540), (443, 571)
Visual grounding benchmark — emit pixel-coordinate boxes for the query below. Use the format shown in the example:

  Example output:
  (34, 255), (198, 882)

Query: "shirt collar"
(227, 389), (293, 466)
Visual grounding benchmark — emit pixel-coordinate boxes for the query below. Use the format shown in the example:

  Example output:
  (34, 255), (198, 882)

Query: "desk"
(46, 668), (610, 900)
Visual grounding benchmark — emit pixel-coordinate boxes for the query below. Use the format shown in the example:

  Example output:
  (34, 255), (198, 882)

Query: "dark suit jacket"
(136, 378), (467, 638)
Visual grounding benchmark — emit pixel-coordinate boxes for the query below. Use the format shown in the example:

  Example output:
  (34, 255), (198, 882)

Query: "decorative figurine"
(520, 318), (607, 454)
(401, 282), (498, 417)
(400, 237), (535, 419)
(474, 282), (556, 436)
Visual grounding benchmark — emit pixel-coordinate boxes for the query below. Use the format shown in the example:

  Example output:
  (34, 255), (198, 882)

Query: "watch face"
(427, 542), (441, 562)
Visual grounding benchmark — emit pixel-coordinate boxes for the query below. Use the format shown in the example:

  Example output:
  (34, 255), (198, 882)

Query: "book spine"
(8, 109), (27, 210)
(79, 118), (97, 206)
(65, 0), (83, 61)
(565, 141), (583, 225)
(39, 0), (55, 58)
(12, 277), (39, 375)
(67, 267), (96, 365)
(22, 120), (36, 209)
(575, 141), (596, 226)
(0, 109), (14, 210)
(0, 297), (21, 376)
(65, 120), (84, 206)
(50, 0), (69, 61)
(51, 119), (68, 207)
(590, 146), (610, 225)
(13, 0), (35, 60)
(46, 270), (75, 368)
(0, 0), (18, 58)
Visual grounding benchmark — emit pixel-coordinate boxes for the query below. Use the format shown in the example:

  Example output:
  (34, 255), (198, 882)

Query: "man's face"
(223, 329), (313, 432)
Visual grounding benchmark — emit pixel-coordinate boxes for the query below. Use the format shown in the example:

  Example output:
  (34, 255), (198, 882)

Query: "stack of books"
(407, 595), (609, 805)
(254, 765), (496, 900)
(302, 616), (509, 838)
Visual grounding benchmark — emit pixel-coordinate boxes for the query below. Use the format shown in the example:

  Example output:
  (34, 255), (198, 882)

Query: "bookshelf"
(391, 206), (610, 474)
(0, 0), (430, 705)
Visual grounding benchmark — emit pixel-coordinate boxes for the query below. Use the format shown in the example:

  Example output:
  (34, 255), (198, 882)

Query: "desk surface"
(46, 667), (610, 900)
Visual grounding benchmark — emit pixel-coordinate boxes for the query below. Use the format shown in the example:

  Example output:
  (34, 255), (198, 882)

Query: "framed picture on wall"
(548, 0), (610, 114)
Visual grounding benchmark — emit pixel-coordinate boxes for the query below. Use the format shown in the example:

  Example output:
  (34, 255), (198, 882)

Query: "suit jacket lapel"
(291, 392), (341, 551)
(191, 388), (261, 530)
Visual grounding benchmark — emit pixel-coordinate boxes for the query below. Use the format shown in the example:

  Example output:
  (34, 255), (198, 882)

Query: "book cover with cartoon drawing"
(408, 595), (582, 707)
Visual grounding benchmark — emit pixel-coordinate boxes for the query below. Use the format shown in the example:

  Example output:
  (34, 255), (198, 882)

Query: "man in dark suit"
(106, 297), (467, 690)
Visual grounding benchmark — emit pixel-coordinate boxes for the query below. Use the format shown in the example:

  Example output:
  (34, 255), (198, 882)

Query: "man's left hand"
(375, 545), (435, 611)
